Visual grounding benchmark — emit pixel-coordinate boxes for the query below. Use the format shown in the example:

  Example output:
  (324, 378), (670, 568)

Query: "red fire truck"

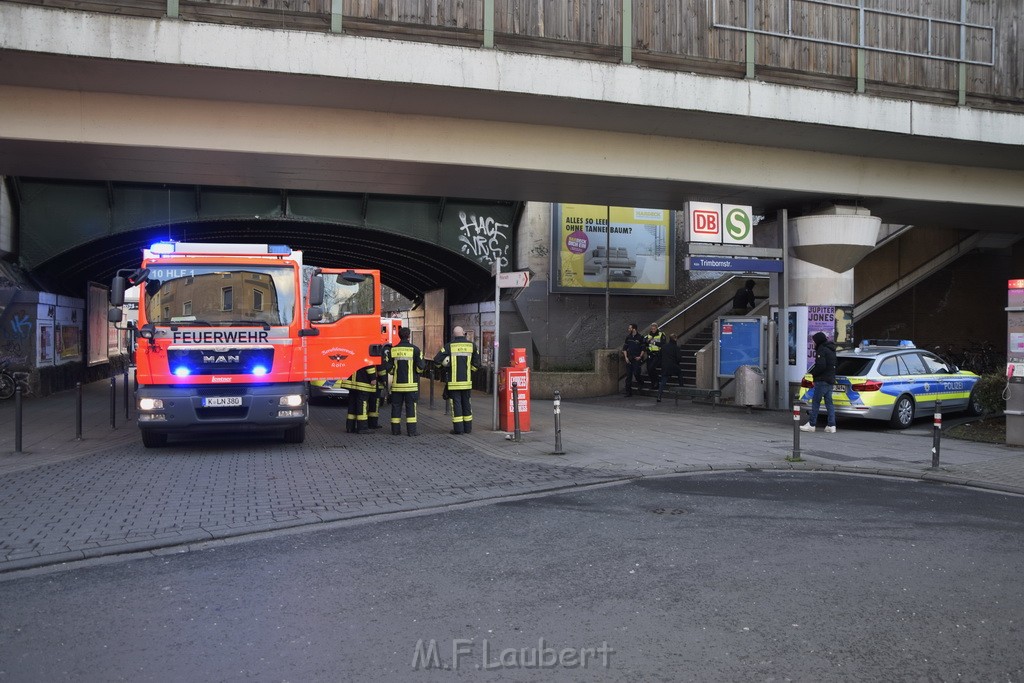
(108, 242), (384, 447)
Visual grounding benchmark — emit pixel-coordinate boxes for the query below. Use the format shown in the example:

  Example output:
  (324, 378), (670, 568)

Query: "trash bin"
(734, 365), (765, 407)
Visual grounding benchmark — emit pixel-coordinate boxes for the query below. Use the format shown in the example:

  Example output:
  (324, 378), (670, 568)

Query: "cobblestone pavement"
(1, 379), (1021, 573)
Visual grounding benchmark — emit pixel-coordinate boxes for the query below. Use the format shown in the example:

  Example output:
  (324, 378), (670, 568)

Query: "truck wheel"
(889, 395), (915, 429)
(141, 431), (167, 448)
(283, 423), (305, 444)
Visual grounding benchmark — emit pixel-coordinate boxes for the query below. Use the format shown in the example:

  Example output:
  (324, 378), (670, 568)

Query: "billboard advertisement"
(550, 204), (673, 295)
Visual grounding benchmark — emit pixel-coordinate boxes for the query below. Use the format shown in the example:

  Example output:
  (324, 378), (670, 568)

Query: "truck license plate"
(203, 396), (243, 407)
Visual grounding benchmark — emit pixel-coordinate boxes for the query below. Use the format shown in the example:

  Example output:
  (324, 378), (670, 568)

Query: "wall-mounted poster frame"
(550, 204), (674, 295)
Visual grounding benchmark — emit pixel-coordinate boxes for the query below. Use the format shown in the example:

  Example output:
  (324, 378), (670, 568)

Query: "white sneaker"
(799, 423), (816, 432)
(824, 425), (837, 433)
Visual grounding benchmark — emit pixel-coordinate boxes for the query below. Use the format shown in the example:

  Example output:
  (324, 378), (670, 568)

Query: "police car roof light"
(860, 339), (915, 348)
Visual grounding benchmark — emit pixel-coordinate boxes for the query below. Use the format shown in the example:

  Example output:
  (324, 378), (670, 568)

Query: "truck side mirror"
(307, 305), (323, 322)
(338, 270), (366, 284)
(110, 276), (126, 306)
(308, 274), (324, 307)
(108, 308), (123, 323)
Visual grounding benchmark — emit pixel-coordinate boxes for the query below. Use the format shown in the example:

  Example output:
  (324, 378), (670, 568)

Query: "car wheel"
(889, 394), (915, 429)
(966, 387), (984, 417)
(141, 431), (167, 448)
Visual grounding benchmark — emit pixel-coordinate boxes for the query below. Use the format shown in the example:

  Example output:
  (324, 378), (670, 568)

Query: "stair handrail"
(657, 274), (769, 347)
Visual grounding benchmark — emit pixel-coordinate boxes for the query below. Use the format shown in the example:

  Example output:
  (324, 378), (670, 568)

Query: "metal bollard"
(14, 385), (23, 453)
(931, 399), (942, 468)
(110, 376), (116, 429)
(124, 367), (131, 421)
(76, 382), (83, 441)
(787, 404), (803, 462)
(552, 390), (564, 455)
(511, 382), (522, 442)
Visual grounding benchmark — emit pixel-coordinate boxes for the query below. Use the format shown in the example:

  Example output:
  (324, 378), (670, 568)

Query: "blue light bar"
(860, 339), (915, 348)
(150, 242), (176, 254)
(267, 245), (291, 254)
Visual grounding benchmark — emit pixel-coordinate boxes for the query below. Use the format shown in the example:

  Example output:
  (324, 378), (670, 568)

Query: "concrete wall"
(529, 348), (621, 400)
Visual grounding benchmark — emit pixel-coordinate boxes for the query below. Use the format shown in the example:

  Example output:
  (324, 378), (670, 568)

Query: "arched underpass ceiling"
(13, 179), (518, 304)
(33, 220), (495, 305)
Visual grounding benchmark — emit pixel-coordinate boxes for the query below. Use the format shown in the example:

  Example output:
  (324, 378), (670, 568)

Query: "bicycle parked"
(0, 361), (32, 400)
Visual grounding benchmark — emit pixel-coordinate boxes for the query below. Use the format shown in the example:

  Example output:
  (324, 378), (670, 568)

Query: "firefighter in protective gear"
(366, 357), (387, 430)
(434, 326), (481, 434)
(341, 365), (376, 434)
(386, 326), (424, 436)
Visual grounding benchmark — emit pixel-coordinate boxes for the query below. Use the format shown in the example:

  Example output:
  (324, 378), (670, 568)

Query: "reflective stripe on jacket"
(339, 366), (376, 392)
(435, 338), (480, 390)
(645, 331), (667, 355)
(388, 342), (423, 392)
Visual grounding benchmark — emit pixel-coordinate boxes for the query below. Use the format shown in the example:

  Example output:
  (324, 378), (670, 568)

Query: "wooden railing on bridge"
(7, 0), (1023, 111)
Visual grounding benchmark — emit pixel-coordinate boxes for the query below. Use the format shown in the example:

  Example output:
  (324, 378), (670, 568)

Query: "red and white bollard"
(789, 404), (803, 462)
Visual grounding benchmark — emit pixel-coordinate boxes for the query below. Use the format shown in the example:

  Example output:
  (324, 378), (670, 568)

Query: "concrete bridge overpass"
(0, 1), (1022, 374)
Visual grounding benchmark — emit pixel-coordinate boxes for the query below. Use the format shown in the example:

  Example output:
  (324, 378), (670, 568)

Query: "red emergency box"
(499, 367), (531, 432)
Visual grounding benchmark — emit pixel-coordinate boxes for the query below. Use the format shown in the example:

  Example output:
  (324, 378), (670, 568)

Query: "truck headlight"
(139, 398), (164, 411)
(279, 394), (304, 407)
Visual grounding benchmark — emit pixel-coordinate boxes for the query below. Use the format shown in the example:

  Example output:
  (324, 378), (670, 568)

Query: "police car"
(799, 339), (983, 429)
(308, 379), (348, 401)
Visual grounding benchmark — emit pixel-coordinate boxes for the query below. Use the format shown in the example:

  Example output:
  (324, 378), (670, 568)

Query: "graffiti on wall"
(457, 211), (509, 268)
(0, 305), (32, 367)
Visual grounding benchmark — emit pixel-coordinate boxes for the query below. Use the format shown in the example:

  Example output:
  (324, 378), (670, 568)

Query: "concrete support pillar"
(0, 179), (13, 257)
(788, 206), (881, 306)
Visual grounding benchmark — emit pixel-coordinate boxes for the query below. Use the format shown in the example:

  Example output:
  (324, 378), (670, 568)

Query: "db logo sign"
(693, 210), (719, 234)
(687, 202), (754, 245)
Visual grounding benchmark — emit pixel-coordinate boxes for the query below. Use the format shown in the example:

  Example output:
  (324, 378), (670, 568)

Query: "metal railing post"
(14, 386), (23, 453)
(787, 404), (803, 462)
(512, 382), (521, 442)
(110, 376), (117, 429)
(552, 390), (564, 454)
(931, 399), (942, 468)
(76, 382), (83, 441)
(124, 367), (131, 421)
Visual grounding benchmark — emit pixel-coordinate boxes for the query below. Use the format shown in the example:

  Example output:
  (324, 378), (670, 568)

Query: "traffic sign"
(497, 271), (530, 288)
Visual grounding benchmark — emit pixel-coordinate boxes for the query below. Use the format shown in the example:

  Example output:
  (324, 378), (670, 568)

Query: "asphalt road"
(1, 471), (1022, 682)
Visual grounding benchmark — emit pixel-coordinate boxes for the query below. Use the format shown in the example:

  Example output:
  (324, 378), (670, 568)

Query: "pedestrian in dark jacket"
(801, 331), (837, 433)
(622, 323), (645, 396)
(657, 334), (684, 402)
(729, 279), (757, 314)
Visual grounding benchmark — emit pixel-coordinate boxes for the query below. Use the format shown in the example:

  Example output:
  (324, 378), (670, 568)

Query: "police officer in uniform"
(434, 326), (481, 435)
(342, 365), (376, 434)
(643, 322), (668, 392)
(386, 326), (424, 436)
(622, 322), (645, 396)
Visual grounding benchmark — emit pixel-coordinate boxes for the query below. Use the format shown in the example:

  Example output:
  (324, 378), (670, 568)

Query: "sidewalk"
(1, 380), (1021, 574)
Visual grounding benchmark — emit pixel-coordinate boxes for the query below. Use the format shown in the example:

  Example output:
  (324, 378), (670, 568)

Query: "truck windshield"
(142, 266), (295, 326)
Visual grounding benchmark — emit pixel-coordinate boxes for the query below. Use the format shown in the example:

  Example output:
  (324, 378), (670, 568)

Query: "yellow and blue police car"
(308, 378), (349, 401)
(799, 339), (983, 429)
